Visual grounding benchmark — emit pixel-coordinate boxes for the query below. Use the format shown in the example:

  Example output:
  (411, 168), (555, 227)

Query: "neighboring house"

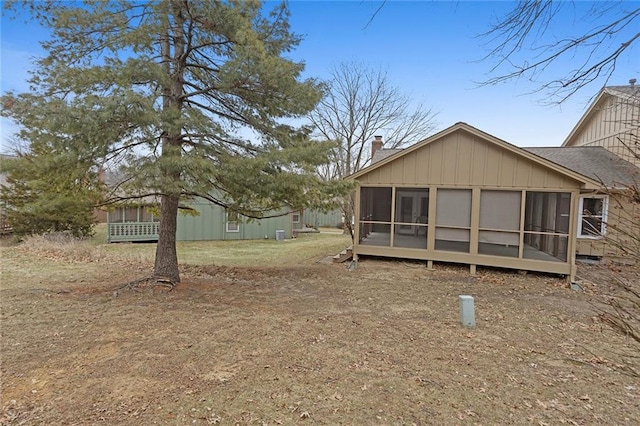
(562, 80), (639, 167)
(296, 208), (344, 229)
(349, 122), (604, 281)
(107, 197), (297, 243)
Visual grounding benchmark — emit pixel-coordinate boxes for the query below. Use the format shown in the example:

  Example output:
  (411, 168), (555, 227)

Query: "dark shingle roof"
(524, 146), (639, 188)
(371, 148), (402, 164)
(605, 85), (640, 100)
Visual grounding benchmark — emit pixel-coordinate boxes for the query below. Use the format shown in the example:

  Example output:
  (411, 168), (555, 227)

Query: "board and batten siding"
(358, 129), (578, 189)
(565, 93), (640, 167)
(175, 199), (292, 241)
(176, 200), (225, 241)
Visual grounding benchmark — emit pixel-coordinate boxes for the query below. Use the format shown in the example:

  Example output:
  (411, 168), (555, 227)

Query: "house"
(296, 208), (344, 229)
(349, 122), (605, 281)
(562, 80), (639, 167)
(525, 147), (639, 260)
(107, 197), (297, 243)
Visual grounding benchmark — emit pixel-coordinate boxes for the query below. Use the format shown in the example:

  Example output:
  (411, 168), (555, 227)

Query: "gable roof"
(350, 122), (601, 189)
(562, 84), (640, 147)
(525, 146), (639, 189)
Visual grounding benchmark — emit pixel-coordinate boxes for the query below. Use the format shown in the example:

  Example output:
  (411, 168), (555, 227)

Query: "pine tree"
(2, 1), (348, 282)
(0, 151), (100, 238)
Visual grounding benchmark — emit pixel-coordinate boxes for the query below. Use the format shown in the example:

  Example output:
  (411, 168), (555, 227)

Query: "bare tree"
(480, 1), (640, 376)
(309, 62), (437, 180)
(593, 154), (640, 376)
(480, 0), (640, 369)
(480, 1), (640, 103)
(599, 94), (639, 374)
(309, 62), (437, 236)
(571, 90), (640, 376)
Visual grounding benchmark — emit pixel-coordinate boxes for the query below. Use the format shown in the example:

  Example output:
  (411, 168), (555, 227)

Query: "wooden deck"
(107, 222), (159, 242)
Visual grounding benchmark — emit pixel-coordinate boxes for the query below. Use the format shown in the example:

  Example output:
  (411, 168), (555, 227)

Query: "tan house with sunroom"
(349, 122), (604, 281)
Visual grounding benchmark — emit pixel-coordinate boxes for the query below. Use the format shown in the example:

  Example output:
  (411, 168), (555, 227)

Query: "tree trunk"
(154, 193), (180, 283)
(152, 4), (182, 284)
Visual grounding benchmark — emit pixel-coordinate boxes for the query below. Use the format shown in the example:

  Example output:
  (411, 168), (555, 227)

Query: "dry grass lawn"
(1, 232), (638, 425)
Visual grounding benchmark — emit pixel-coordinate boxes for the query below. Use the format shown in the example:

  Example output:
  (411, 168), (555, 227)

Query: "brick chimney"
(371, 135), (383, 160)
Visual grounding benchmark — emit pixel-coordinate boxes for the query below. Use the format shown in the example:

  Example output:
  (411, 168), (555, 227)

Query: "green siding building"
(107, 198), (295, 243)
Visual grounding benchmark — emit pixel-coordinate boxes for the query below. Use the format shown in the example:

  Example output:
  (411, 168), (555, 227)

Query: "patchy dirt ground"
(1, 249), (639, 425)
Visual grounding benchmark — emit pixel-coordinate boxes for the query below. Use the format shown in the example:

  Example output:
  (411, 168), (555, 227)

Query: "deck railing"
(0, 213), (11, 235)
(108, 222), (159, 242)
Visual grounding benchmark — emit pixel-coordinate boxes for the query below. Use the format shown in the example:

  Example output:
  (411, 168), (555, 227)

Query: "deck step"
(333, 246), (353, 263)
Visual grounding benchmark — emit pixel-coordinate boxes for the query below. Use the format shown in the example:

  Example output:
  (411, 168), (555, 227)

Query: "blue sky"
(1, 0), (639, 151)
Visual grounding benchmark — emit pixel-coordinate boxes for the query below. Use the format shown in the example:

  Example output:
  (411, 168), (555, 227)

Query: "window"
(393, 188), (429, 249)
(359, 187), (429, 248)
(359, 187), (392, 246)
(140, 207), (159, 222)
(578, 196), (608, 238)
(124, 207), (139, 222)
(435, 189), (471, 253)
(292, 211), (301, 224)
(110, 207), (124, 223)
(524, 192), (571, 262)
(226, 210), (240, 233)
(478, 191), (521, 258)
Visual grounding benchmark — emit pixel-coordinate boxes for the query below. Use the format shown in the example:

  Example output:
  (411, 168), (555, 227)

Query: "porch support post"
(390, 186), (396, 247)
(469, 188), (480, 276)
(470, 188), (480, 256)
(568, 191), (580, 282)
(427, 187), (437, 252)
(519, 190), (527, 259)
(353, 184), (360, 260)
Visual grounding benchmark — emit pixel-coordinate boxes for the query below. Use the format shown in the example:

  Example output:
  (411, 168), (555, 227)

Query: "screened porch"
(107, 205), (160, 242)
(357, 186), (573, 271)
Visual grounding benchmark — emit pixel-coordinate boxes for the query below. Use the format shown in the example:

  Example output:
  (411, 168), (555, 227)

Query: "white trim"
(225, 210), (240, 233)
(292, 211), (301, 224)
(577, 195), (608, 239)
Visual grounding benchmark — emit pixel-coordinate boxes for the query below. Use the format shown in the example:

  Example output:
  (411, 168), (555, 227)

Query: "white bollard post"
(459, 295), (475, 328)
